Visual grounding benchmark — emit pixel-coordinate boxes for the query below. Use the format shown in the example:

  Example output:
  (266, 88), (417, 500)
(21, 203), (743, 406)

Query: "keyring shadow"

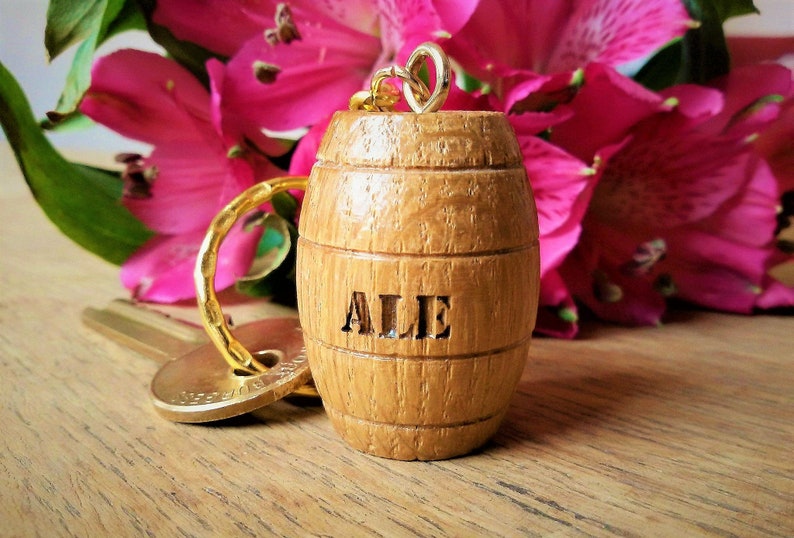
(194, 397), (325, 429)
(199, 317), (688, 441)
(204, 350), (677, 439)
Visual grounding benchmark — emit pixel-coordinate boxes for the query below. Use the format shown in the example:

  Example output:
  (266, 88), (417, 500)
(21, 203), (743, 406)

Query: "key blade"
(83, 299), (321, 404)
(82, 299), (208, 364)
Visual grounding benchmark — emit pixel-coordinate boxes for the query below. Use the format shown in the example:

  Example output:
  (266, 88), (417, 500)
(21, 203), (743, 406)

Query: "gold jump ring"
(403, 42), (450, 113)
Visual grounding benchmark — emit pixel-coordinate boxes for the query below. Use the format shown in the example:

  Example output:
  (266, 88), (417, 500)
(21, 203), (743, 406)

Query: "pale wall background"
(1, 0), (158, 155)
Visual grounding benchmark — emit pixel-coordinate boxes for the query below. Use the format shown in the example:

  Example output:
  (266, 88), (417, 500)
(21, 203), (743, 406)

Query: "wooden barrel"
(297, 110), (539, 460)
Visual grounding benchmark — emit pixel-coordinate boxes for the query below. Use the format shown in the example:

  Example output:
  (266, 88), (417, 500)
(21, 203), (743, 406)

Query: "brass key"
(82, 299), (318, 422)
(82, 299), (210, 364)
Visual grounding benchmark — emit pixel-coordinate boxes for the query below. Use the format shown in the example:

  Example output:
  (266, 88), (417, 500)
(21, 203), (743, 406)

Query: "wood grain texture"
(1, 144), (793, 536)
(297, 111), (540, 460)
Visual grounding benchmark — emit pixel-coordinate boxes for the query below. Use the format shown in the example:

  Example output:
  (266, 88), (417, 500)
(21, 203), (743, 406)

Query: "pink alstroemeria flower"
(751, 90), (794, 310)
(441, 0), (691, 335)
(515, 133), (605, 338)
(80, 50), (285, 301)
(557, 64), (794, 326)
(154, 0), (479, 131)
(482, 63), (669, 337)
(447, 0), (693, 110)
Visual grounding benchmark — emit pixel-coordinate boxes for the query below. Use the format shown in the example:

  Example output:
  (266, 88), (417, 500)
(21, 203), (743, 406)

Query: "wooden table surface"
(1, 145), (793, 536)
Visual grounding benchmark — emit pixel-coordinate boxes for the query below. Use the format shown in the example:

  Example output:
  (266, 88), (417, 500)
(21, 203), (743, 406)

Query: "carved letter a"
(341, 291), (374, 335)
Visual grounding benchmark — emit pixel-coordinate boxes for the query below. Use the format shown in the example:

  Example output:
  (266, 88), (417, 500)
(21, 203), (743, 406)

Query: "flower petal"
(560, 224), (668, 327)
(122, 224), (262, 303)
(755, 95), (794, 185)
(80, 50), (211, 145)
(289, 115), (331, 176)
(431, 0), (480, 35)
(219, 21), (379, 131)
(153, 0), (276, 56)
(536, 270), (580, 338)
(666, 158), (780, 313)
(448, 0), (690, 86)
(546, 0), (692, 73)
(301, 0), (380, 36)
(206, 58), (291, 156)
(550, 63), (666, 162)
(446, 0), (573, 80)
(589, 121), (755, 230)
(660, 84), (724, 120)
(375, 0), (478, 63)
(377, 0), (443, 62)
(512, 132), (600, 275)
(707, 64), (793, 136)
(124, 142), (231, 234)
(757, 277), (794, 310)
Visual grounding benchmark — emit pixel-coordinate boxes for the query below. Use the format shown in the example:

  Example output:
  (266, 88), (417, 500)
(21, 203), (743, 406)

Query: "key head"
(150, 317), (311, 422)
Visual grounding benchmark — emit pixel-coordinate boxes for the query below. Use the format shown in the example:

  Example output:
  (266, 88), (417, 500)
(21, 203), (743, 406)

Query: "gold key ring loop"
(195, 176), (308, 375)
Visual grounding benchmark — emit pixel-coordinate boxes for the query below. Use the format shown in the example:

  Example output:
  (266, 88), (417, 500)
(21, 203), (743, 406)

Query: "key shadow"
(198, 313), (692, 438)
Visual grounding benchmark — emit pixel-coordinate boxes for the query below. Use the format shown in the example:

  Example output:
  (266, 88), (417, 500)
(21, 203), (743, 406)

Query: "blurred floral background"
(1, 0), (792, 337)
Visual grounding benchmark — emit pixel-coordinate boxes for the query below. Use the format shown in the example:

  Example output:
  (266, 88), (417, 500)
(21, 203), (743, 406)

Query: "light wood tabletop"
(1, 145), (792, 536)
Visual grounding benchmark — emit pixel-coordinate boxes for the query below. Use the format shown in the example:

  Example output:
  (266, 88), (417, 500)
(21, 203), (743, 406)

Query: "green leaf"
(48, 0), (145, 121)
(634, 39), (686, 90)
(239, 213), (292, 282)
(134, 0), (226, 87)
(105, 0), (147, 35)
(235, 213), (298, 306)
(0, 61), (153, 265)
(457, 70), (486, 94)
(681, 0), (732, 83)
(271, 191), (299, 222)
(710, 0), (759, 21)
(40, 110), (94, 132)
(635, 0), (737, 89)
(49, 35), (101, 121)
(45, 0), (107, 60)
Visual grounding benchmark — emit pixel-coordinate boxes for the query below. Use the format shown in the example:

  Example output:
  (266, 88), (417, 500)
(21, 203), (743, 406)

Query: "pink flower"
(557, 64), (794, 325)
(482, 63), (669, 336)
(441, 0), (691, 334)
(754, 93), (794, 309)
(511, 119), (604, 337)
(548, 63), (674, 162)
(80, 49), (285, 301)
(447, 0), (693, 105)
(755, 89), (794, 186)
(154, 0), (479, 131)
(118, 227), (262, 303)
